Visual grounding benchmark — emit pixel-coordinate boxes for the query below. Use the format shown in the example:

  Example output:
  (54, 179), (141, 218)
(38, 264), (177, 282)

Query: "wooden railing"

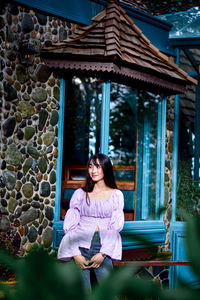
(62, 165), (136, 190)
(113, 261), (190, 267)
(61, 165), (136, 220)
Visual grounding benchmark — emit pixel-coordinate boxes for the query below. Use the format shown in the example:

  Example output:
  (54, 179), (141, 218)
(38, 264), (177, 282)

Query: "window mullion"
(155, 98), (167, 220)
(100, 80), (111, 155)
(141, 113), (150, 220)
(155, 100), (162, 219)
(171, 48), (180, 222)
(55, 78), (65, 222)
(160, 97), (167, 220)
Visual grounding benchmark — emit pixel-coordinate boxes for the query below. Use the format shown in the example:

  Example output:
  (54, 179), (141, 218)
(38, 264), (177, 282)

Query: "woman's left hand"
(88, 253), (105, 268)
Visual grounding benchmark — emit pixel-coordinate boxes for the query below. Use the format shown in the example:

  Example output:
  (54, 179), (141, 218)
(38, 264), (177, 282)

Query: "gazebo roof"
(42, 1), (197, 94)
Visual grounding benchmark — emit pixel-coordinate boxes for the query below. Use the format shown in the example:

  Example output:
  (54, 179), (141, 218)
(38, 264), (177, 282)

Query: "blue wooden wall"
(170, 222), (199, 288)
(12, 0), (92, 24)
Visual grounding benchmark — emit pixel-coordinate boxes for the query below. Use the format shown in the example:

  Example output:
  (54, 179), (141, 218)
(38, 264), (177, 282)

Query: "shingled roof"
(42, 1), (197, 94)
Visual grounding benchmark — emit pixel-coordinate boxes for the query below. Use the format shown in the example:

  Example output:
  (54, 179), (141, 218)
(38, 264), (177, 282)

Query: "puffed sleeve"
(63, 188), (83, 234)
(107, 190), (124, 232)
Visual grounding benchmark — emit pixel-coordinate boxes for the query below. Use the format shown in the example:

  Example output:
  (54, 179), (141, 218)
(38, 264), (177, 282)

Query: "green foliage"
(1, 217), (200, 299)
(177, 160), (200, 220)
(0, 246), (85, 300)
(185, 216), (200, 280)
(0, 213), (20, 281)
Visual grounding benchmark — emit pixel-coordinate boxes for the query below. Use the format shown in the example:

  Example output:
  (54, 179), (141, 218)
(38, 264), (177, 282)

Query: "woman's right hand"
(73, 255), (89, 269)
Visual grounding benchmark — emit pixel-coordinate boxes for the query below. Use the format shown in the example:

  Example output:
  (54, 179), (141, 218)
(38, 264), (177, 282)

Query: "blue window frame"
(100, 80), (110, 155)
(53, 77), (167, 250)
(136, 93), (167, 222)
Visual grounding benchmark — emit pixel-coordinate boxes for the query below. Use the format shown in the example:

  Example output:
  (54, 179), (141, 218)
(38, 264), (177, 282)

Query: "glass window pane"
(108, 83), (161, 220)
(61, 76), (102, 219)
(138, 91), (160, 220)
(70, 169), (86, 180)
(62, 76), (102, 171)
(109, 82), (137, 220)
(114, 169), (135, 181)
(109, 82), (137, 165)
(61, 76), (163, 222)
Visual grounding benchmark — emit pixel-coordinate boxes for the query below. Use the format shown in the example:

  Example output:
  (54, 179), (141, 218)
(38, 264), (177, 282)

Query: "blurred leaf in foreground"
(0, 246), (85, 300)
(185, 216), (200, 281)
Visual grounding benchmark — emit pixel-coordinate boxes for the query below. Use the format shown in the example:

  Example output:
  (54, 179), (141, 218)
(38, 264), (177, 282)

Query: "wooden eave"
(42, 1), (197, 94)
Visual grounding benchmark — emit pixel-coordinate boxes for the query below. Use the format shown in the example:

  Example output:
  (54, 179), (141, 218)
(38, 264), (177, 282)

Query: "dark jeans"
(79, 231), (113, 292)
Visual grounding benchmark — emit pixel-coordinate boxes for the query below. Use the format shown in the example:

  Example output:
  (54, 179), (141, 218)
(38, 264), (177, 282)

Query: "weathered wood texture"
(42, 2), (197, 94)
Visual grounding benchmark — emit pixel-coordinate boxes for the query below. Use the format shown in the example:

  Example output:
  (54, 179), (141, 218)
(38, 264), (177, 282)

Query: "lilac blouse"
(57, 188), (124, 261)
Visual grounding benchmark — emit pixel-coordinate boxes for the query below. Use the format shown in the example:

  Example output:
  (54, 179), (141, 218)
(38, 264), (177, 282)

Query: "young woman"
(57, 153), (124, 291)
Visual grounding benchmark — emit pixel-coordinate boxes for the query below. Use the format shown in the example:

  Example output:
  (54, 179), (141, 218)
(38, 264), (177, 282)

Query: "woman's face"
(88, 159), (104, 182)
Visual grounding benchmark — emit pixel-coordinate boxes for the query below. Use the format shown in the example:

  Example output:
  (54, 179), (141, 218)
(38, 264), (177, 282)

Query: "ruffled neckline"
(82, 188), (117, 201)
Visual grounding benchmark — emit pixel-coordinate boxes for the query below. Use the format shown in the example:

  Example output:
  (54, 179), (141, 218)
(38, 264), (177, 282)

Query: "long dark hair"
(82, 153), (117, 197)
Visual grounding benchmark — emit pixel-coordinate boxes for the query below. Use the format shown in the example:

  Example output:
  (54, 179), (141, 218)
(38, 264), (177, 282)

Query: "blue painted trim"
(160, 98), (167, 219)
(12, 0), (174, 55)
(141, 114), (150, 220)
(12, 0), (92, 25)
(169, 221), (185, 288)
(171, 48), (180, 222)
(169, 222), (199, 288)
(141, 97), (166, 221)
(93, 0), (172, 30)
(53, 78), (65, 248)
(122, 220), (166, 249)
(53, 221), (65, 249)
(91, 1), (104, 17)
(170, 37), (200, 49)
(194, 81), (200, 180)
(155, 101), (162, 219)
(100, 81), (110, 155)
(171, 95), (179, 222)
(136, 122), (143, 220)
(188, 71), (199, 79)
(54, 221), (64, 228)
(53, 220), (166, 250)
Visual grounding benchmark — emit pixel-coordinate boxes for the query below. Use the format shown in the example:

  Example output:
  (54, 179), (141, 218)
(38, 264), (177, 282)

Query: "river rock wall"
(0, 1), (76, 254)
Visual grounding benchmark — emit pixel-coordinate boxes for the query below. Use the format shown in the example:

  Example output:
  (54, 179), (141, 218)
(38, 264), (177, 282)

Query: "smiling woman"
(58, 153), (124, 291)
(88, 159), (104, 183)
